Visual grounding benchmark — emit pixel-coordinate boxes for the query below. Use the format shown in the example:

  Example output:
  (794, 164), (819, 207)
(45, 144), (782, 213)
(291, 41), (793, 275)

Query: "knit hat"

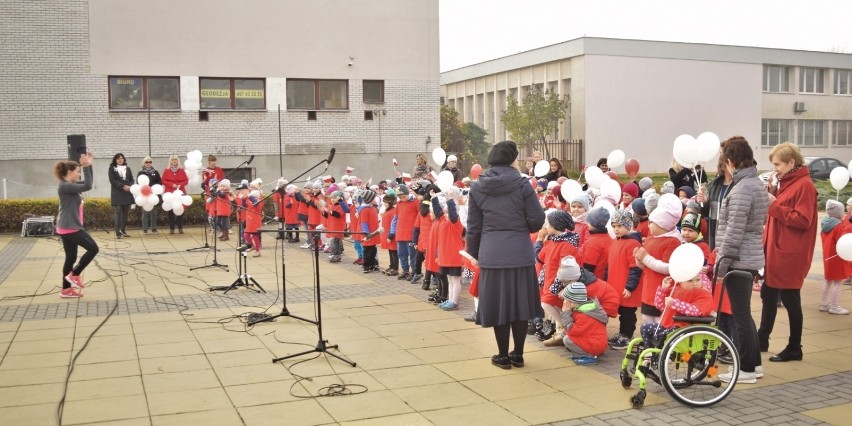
(638, 177), (653, 193)
(826, 199), (844, 219)
(396, 184), (410, 195)
(276, 178), (288, 189)
(644, 193), (660, 214)
(685, 199), (700, 213)
(487, 140), (519, 166)
(631, 198), (647, 216)
(547, 210), (575, 232)
(661, 181), (675, 194)
(847, 197), (852, 207)
(285, 184), (297, 195)
(622, 182), (639, 199)
(677, 186), (695, 199)
(557, 255), (582, 282)
(536, 179), (548, 192)
(383, 193), (397, 205)
(361, 189), (377, 204)
(251, 178), (263, 188)
(237, 179), (249, 190)
(586, 207), (611, 231)
(649, 199), (682, 231)
(560, 282), (588, 303)
(681, 212), (701, 232)
(447, 155), (458, 163)
(611, 208), (634, 229)
(570, 193), (591, 212)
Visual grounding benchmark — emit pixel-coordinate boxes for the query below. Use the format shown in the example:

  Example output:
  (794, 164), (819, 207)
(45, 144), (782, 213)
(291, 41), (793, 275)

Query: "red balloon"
(605, 171), (618, 181)
(557, 176), (568, 184)
(550, 186), (563, 200)
(625, 158), (640, 178)
(470, 163), (483, 179)
(140, 185), (152, 196)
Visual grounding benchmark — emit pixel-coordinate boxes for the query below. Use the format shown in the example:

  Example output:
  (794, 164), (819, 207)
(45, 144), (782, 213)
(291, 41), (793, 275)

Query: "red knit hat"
(622, 182), (639, 199)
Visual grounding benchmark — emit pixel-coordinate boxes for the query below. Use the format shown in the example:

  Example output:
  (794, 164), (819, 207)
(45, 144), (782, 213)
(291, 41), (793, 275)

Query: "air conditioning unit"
(793, 102), (806, 113)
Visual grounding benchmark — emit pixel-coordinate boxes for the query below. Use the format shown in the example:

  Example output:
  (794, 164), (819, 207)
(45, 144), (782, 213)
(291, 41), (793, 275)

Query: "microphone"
(326, 148), (336, 164)
(247, 155), (255, 165)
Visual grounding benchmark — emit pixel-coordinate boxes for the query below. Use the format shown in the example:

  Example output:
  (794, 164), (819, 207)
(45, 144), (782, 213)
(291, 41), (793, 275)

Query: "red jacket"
(415, 204), (433, 253)
(326, 202), (347, 239)
(425, 215), (442, 273)
(586, 278), (620, 318)
(381, 207), (397, 250)
(538, 239), (582, 308)
(272, 192), (286, 219)
(213, 191), (232, 217)
(243, 197), (264, 233)
(565, 302), (608, 356)
(284, 194), (300, 225)
(161, 168), (188, 193)
(201, 167), (223, 195)
(655, 284), (714, 329)
(307, 193), (323, 226)
(395, 197), (419, 242)
(581, 232), (611, 278)
(359, 206), (380, 246)
(763, 166), (818, 290)
(635, 220), (650, 239)
(607, 234), (643, 307)
(437, 217), (464, 267)
(640, 235), (681, 308)
(350, 203), (362, 242)
(573, 221), (590, 247)
(821, 220), (852, 280)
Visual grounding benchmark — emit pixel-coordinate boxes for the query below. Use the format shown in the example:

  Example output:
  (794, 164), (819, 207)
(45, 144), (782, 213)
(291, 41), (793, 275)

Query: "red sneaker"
(65, 273), (84, 289)
(60, 288), (83, 298)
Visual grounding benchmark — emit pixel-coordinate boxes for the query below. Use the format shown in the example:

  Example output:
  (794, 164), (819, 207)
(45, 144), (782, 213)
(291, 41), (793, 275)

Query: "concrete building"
(0, 0), (440, 198)
(441, 37), (852, 173)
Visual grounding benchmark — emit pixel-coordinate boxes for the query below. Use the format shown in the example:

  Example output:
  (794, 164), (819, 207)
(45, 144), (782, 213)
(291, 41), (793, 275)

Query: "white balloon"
(143, 203), (155, 212)
(181, 195), (193, 206)
(668, 243), (706, 283)
(585, 166), (605, 189)
(534, 160), (550, 177)
(593, 198), (615, 216)
(600, 177), (622, 204)
(837, 233), (852, 261)
(162, 192), (175, 203)
(146, 194), (159, 206)
(137, 174), (150, 186)
(848, 160), (852, 179)
(151, 184), (164, 195)
(172, 204), (185, 216)
(561, 179), (583, 200)
(129, 184), (141, 196)
(696, 132), (721, 163)
(189, 175), (201, 187)
(607, 150), (626, 169)
(162, 201), (173, 211)
(830, 167), (850, 191)
(134, 195), (146, 206)
(174, 189), (184, 197)
(184, 160), (194, 170)
(673, 134), (698, 168)
(432, 147), (446, 167)
(436, 170), (455, 193)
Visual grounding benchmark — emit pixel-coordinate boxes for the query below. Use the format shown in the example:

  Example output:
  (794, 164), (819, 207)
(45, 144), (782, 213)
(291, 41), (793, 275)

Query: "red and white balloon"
(130, 174), (163, 212)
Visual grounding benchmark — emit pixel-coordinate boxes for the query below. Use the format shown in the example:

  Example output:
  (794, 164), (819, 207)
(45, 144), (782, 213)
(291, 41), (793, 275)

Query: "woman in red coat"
(759, 142), (817, 362)
(161, 155), (189, 234)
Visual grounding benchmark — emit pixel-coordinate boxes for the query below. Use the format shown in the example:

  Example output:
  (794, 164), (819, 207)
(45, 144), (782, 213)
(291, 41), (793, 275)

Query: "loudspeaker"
(67, 134), (86, 161)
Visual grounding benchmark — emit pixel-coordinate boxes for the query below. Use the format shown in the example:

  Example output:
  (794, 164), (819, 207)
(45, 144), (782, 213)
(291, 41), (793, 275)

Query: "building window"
(834, 121), (852, 146)
(799, 67), (825, 94)
(363, 80), (384, 103)
(797, 120), (827, 146)
(199, 78), (265, 110)
(286, 79), (348, 110)
(835, 69), (852, 95)
(109, 76), (180, 109)
(763, 65), (790, 93)
(761, 119), (792, 147)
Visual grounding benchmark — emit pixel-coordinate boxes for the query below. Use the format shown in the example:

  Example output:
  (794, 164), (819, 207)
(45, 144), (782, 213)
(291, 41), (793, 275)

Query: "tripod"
(209, 198), (267, 293)
(186, 192), (217, 252)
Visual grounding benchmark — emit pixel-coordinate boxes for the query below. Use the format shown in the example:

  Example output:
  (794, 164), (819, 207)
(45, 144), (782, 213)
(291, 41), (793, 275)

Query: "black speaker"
(67, 134), (86, 161)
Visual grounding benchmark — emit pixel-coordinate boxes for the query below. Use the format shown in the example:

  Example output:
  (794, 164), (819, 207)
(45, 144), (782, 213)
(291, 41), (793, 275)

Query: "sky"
(439, 0), (851, 72)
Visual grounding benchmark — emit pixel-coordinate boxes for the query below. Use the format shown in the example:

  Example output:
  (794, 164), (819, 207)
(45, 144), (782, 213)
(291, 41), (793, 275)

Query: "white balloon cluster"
(130, 174), (164, 212)
(672, 132), (720, 168)
(184, 150), (204, 188)
(162, 190), (193, 216)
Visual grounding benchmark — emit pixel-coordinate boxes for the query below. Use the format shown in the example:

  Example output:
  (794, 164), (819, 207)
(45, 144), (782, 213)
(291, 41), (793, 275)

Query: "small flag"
(392, 159), (398, 166)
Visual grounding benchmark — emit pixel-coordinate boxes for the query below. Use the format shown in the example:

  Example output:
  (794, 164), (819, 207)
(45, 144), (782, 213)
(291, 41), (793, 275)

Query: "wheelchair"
(618, 264), (750, 409)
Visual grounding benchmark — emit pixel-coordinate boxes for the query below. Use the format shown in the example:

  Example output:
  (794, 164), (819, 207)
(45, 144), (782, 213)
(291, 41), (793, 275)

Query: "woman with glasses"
(138, 157), (162, 234)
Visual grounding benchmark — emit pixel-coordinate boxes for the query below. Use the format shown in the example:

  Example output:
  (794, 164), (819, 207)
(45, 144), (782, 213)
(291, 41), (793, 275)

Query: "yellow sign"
(201, 89), (230, 98)
(236, 89), (264, 99)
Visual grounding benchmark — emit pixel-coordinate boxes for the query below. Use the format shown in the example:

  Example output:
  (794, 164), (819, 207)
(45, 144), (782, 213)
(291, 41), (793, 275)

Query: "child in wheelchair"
(640, 274), (714, 349)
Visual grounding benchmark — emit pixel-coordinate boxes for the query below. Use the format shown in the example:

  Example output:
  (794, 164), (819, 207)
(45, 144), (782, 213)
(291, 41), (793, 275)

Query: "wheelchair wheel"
(658, 325), (739, 407)
(620, 369), (632, 388)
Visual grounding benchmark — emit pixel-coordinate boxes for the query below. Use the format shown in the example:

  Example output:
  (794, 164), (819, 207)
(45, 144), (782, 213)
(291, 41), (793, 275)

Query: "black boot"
(769, 345), (803, 362)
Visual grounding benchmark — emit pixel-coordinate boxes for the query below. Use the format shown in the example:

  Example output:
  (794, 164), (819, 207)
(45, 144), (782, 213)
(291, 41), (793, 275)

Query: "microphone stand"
(186, 187), (216, 252)
(208, 198), (267, 294)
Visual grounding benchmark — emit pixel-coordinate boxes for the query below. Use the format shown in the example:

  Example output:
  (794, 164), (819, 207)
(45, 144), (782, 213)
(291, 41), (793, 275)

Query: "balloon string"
(653, 280), (679, 336)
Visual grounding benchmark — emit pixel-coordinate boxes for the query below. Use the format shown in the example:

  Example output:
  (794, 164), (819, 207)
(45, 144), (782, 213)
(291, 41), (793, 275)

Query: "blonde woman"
(161, 155), (189, 234)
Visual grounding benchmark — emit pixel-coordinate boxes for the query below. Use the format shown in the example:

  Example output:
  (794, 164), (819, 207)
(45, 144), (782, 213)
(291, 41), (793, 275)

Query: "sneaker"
(608, 333), (630, 350)
(410, 273), (422, 283)
(755, 365), (764, 379)
(397, 272), (411, 280)
(354, 258), (364, 265)
(464, 311), (477, 322)
(439, 301), (459, 311)
(572, 355), (598, 365)
(60, 288), (83, 298)
(64, 273), (84, 289)
(384, 269), (399, 276)
(300, 243), (311, 249)
(535, 320), (555, 341)
(121, 231), (130, 237)
(363, 266), (380, 274)
(718, 370), (757, 384)
(152, 229), (158, 234)
(829, 306), (850, 315)
(527, 319), (543, 335)
(819, 304), (830, 312)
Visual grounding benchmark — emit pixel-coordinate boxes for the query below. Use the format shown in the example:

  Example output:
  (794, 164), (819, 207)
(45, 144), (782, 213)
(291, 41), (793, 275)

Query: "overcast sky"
(439, 0), (851, 72)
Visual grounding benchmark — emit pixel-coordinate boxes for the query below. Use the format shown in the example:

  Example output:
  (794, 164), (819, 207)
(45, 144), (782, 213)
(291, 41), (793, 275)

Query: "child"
(297, 183), (311, 247)
(350, 189), (364, 264)
(535, 210), (582, 341)
(634, 201), (683, 326)
(820, 200), (850, 315)
(640, 275), (713, 347)
(305, 182), (325, 250)
(434, 191), (465, 311)
(213, 179), (233, 241)
(556, 256), (620, 321)
(272, 178), (288, 240)
(631, 198), (650, 239)
(606, 208), (643, 349)
(569, 194), (592, 247)
(412, 182), (436, 289)
(394, 184), (419, 280)
(235, 180), (250, 244)
(680, 212), (711, 270)
(579, 207), (611, 278)
(283, 184), (302, 243)
(558, 282), (609, 365)
(676, 186), (695, 204)
(325, 191), (349, 262)
(358, 189), (382, 273)
(621, 182), (639, 211)
(242, 189), (264, 256)
(381, 193), (399, 275)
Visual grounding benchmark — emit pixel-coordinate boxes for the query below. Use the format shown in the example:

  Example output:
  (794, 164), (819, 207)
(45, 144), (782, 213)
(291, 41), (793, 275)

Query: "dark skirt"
(440, 266), (462, 277)
(477, 266), (543, 328)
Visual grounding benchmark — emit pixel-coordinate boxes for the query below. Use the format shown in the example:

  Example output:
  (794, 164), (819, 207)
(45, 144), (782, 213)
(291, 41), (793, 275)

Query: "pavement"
(0, 227), (849, 425)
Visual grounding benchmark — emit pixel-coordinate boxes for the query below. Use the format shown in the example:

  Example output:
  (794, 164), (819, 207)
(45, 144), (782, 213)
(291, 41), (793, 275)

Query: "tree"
(501, 87), (568, 147)
(440, 104), (489, 174)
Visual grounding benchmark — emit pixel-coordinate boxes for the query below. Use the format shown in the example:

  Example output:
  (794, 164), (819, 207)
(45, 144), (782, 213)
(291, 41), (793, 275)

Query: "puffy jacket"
(466, 166), (545, 268)
(716, 166), (768, 277)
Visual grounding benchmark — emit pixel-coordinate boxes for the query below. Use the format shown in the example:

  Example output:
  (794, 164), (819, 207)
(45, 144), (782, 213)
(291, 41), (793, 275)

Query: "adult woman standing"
(108, 153), (135, 238)
(161, 155), (189, 234)
(55, 153), (98, 298)
(715, 137), (767, 384)
(412, 153), (433, 180)
(542, 158), (569, 182)
(759, 142), (817, 362)
(467, 140), (546, 369)
(138, 156), (162, 234)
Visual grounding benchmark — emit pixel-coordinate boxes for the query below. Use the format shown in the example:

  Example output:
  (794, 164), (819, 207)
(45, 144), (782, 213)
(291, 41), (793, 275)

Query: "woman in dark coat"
(467, 140), (546, 369)
(108, 153), (135, 238)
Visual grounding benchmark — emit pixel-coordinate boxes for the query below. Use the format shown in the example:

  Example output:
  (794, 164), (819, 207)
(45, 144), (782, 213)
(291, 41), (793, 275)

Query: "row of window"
(761, 119), (852, 147)
(763, 65), (852, 95)
(108, 77), (385, 110)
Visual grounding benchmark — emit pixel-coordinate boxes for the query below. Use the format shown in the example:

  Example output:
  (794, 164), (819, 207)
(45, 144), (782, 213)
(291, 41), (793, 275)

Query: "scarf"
(538, 233), (580, 287)
(115, 165), (127, 179)
(170, 165), (179, 173)
(413, 164), (431, 179)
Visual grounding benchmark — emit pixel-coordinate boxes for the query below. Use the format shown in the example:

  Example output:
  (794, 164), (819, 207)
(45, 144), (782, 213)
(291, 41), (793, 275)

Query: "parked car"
(760, 157), (845, 184)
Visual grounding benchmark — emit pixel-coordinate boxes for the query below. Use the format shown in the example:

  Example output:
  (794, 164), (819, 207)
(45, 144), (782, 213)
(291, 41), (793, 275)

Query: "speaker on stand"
(67, 134), (87, 161)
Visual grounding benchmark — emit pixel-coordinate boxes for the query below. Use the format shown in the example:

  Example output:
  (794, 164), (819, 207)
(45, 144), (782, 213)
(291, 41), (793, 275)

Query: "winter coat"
(655, 285), (714, 329)
(108, 165), (135, 206)
(607, 232), (643, 307)
(161, 167), (188, 194)
(716, 166), (768, 277)
(821, 218), (851, 281)
(435, 200), (464, 268)
(763, 166), (818, 289)
(537, 238), (582, 308)
(639, 234), (681, 308)
(359, 205), (380, 247)
(395, 196), (419, 241)
(562, 300), (609, 356)
(137, 167), (162, 188)
(466, 165), (546, 268)
(381, 206), (397, 250)
(698, 176), (730, 250)
(580, 231), (611, 278)
(579, 270), (619, 318)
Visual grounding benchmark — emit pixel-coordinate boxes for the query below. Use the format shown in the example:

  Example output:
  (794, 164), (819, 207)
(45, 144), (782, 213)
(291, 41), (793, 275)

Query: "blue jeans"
(396, 241), (416, 273)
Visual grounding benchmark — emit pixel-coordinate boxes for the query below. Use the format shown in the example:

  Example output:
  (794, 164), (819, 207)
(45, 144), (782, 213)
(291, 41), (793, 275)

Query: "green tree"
(501, 87), (568, 148)
(440, 104), (489, 174)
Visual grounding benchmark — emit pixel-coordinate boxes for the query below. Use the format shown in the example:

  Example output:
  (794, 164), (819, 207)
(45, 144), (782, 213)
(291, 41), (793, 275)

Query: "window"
(109, 76), (179, 109)
(834, 120), (852, 146)
(809, 159), (827, 174)
(761, 119), (792, 146)
(199, 78), (265, 110)
(797, 120), (827, 146)
(286, 79), (348, 110)
(363, 80), (384, 103)
(835, 69), (852, 95)
(799, 67), (825, 94)
(763, 65), (790, 92)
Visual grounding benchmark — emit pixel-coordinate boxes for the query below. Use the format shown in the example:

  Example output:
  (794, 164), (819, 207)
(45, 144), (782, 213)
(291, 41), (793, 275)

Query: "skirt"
(477, 266), (543, 328)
